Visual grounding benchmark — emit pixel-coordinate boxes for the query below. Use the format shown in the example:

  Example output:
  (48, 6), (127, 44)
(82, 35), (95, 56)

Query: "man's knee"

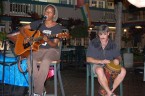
(120, 67), (126, 77)
(95, 67), (104, 74)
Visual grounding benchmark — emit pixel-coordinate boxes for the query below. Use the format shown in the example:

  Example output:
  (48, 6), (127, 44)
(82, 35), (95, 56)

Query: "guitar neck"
(33, 31), (69, 42)
(34, 34), (57, 41)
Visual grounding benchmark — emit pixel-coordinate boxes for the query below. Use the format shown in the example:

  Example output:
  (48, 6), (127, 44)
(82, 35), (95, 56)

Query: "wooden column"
(5, 21), (10, 33)
(115, 2), (122, 49)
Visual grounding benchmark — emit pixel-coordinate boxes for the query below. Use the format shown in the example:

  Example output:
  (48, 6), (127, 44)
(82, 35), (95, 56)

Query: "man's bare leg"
(96, 67), (113, 95)
(111, 67), (126, 92)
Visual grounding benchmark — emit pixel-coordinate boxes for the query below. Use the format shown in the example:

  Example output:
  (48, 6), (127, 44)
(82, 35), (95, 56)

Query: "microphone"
(41, 15), (47, 23)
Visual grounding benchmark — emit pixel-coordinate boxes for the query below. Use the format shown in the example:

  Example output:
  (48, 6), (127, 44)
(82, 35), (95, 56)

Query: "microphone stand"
(29, 18), (45, 96)
(1, 39), (7, 96)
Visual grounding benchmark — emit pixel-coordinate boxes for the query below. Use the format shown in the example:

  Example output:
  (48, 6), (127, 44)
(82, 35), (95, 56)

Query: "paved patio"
(45, 62), (145, 96)
(0, 62), (145, 96)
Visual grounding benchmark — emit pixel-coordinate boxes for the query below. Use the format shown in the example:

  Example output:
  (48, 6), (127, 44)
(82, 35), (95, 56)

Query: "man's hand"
(43, 35), (51, 43)
(113, 59), (120, 65)
(24, 37), (30, 44)
(101, 59), (110, 64)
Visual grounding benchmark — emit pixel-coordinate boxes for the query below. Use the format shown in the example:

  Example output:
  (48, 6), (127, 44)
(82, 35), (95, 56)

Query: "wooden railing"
(1, 1), (145, 24)
(123, 11), (145, 23)
(2, 1), (116, 23)
(2, 1), (47, 17)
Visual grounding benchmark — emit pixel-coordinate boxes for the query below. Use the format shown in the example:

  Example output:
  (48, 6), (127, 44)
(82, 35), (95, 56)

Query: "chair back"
(56, 40), (62, 61)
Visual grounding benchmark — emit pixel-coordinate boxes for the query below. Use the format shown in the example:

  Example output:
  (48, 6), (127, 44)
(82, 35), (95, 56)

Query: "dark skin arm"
(20, 24), (59, 48)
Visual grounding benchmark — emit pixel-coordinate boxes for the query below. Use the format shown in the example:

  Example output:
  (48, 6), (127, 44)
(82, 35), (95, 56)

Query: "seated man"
(18, 4), (64, 96)
(86, 25), (126, 96)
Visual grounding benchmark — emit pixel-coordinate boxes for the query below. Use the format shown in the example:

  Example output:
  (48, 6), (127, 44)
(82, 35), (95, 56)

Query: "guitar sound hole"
(23, 43), (31, 49)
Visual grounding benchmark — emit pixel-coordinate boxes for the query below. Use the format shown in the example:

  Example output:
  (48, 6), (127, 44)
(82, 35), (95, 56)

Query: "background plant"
(0, 32), (7, 41)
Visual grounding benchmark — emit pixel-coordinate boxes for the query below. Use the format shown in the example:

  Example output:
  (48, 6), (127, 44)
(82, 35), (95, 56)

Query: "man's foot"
(98, 86), (107, 96)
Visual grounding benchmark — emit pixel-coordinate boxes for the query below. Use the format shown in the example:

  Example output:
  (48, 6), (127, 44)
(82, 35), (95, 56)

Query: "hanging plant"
(70, 25), (88, 38)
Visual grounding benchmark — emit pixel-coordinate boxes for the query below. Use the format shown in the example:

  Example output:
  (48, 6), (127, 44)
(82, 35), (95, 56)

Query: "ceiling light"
(124, 29), (127, 32)
(127, 0), (145, 8)
(109, 27), (116, 29)
(89, 27), (92, 30)
(135, 26), (142, 29)
(20, 21), (31, 24)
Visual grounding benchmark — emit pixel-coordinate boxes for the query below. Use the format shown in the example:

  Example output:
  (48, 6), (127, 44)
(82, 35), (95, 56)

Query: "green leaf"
(0, 32), (7, 41)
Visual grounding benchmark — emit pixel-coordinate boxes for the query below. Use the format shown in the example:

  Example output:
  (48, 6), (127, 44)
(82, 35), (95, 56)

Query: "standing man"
(86, 25), (126, 96)
(19, 4), (64, 96)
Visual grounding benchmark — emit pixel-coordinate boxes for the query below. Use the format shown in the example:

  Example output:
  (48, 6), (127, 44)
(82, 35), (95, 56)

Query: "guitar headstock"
(56, 32), (70, 39)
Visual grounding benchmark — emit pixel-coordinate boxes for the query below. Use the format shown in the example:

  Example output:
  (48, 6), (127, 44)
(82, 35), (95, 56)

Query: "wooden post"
(5, 21), (10, 33)
(115, 2), (122, 49)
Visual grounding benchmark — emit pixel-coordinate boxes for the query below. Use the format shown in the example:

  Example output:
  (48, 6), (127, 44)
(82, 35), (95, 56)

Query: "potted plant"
(0, 32), (7, 41)
(0, 32), (7, 50)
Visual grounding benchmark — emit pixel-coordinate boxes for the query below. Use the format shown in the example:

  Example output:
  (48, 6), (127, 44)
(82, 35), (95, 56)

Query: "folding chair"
(42, 41), (65, 96)
(86, 62), (123, 96)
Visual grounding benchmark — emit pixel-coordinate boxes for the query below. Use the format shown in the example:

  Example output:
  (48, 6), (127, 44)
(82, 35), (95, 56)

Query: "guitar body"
(14, 29), (43, 58)
(14, 29), (69, 58)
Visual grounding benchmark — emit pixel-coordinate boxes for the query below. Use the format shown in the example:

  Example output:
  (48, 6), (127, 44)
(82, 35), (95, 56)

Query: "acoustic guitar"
(14, 29), (69, 58)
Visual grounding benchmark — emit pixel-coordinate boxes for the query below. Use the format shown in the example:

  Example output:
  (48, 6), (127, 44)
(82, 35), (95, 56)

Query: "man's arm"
(44, 37), (60, 48)
(113, 56), (122, 65)
(87, 57), (110, 64)
(115, 56), (122, 62)
(20, 24), (60, 48)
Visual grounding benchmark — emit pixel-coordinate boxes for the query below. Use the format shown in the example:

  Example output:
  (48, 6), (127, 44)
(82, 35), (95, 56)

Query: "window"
(91, 1), (96, 7)
(37, 0), (59, 3)
(96, 0), (105, 8)
(61, 0), (73, 5)
(10, 3), (28, 13)
(107, 2), (114, 9)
